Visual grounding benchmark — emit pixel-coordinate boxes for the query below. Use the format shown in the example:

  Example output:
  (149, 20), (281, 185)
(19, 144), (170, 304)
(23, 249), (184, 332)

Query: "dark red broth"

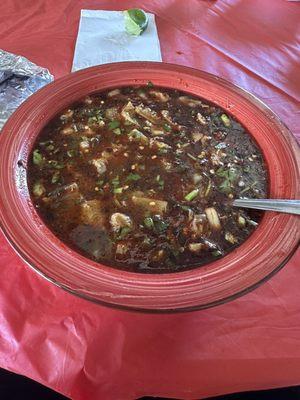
(28, 86), (267, 273)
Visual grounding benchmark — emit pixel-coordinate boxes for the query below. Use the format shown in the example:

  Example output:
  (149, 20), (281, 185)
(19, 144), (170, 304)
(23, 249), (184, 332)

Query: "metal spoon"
(232, 199), (300, 215)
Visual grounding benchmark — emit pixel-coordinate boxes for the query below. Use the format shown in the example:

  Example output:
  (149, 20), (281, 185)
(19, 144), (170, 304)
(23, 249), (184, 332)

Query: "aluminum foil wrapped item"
(0, 49), (53, 130)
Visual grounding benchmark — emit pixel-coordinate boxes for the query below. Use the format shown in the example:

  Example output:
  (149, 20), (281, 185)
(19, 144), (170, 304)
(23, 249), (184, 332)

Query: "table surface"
(0, 1), (299, 399)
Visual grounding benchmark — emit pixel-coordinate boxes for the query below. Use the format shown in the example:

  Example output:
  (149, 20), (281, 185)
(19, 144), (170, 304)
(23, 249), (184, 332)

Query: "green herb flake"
(219, 180), (231, 193)
(67, 150), (76, 158)
(216, 167), (240, 193)
(216, 167), (228, 178)
(33, 149), (43, 166)
(155, 174), (164, 189)
(128, 129), (148, 144)
(39, 140), (53, 147)
(88, 116), (98, 125)
(126, 173), (141, 182)
(158, 148), (168, 155)
(48, 160), (64, 169)
(108, 120), (120, 130)
(153, 217), (169, 234)
(72, 123), (79, 132)
(179, 205), (191, 212)
(147, 80), (154, 87)
(46, 144), (55, 151)
(144, 217), (154, 229)
(117, 226), (131, 239)
(113, 187), (123, 194)
(220, 113), (231, 127)
(88, 113), (103, 125)
(33, 181), (45, 197)
(96, 179), (104, 187)
(184, 188), (199, 201)
(51, 171), (60, 184)
(142, 237), (152, 246)
(163, 123), (171, 132)
(111, 176), (120, 187)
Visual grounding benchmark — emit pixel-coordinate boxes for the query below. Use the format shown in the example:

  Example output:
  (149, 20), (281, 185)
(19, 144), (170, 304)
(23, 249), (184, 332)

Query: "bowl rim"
(0, 61), (299, 312)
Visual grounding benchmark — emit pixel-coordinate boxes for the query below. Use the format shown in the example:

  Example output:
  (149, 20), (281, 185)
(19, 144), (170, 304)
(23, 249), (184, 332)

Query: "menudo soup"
(28, 85), (267, 273)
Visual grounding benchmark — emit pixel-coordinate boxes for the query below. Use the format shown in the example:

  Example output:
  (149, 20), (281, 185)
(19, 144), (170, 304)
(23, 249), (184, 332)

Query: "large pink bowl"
(0, 62), (299, 312)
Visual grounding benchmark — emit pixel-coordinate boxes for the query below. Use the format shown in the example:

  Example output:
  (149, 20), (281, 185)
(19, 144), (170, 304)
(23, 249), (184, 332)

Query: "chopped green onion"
(144, 217), (154, 228)
(155, 174), (164, 189)
(33, 182), (45, 197)
(88, 115), (103, 125)
(126, 173), (141, 182)
(67, 150), (76, 158)
(72, 123), (78, 132)
(216, 167), (240, 193)
(117, 226), (131, 239)
(48, 160), (64, 169)
(184, 188), (199, 201)
(163, 123), (171, 132)
(142, 237), (152, 246)
(239, 186), (250, 194)
(33, 149), (43, 166)
(238, 215), (246, 227)
(158, 148), (168, 155)
(113, 187), (123, 194)
(39, 140), (53, 146)
(220, 113), (231, 127)
(46, 144), (55, 151)
(248, 219), (258, 227)
(153, 216), (169, 233)
(218, 180), (231, 193)
(88, 116), (97, 124)
(113, 128), (122, 135)
(111, 176), (120, 187)
(187, 153), (197, 161)
(108, 120), (120, 130)
(96, 179), (104, 187)
(51, 171), (60, 184)
(216, 167), (228, 178)
(204, 179), (212, 197)
(179, 204), (191, 212)
(128, 129), (149, 144)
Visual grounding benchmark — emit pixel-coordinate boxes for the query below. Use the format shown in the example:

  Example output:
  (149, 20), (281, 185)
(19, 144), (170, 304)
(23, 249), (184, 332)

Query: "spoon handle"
(232, 199), (300, 215)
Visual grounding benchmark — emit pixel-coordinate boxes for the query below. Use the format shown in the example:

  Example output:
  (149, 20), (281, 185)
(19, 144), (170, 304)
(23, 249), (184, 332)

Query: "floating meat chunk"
(131, 195), (168, 215)
(91, 158), (107, 175)
(135, 104), (160, 124)
(110, 213), (132, 232)
(81, 200), (106, 226)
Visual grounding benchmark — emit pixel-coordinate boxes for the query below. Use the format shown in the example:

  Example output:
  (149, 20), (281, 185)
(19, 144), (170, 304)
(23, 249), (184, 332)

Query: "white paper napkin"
(72, 10), (162, 71)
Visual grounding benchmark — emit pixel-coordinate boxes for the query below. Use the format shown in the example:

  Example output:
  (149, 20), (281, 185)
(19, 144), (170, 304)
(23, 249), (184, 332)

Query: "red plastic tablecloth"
(0, 1), (299, 399)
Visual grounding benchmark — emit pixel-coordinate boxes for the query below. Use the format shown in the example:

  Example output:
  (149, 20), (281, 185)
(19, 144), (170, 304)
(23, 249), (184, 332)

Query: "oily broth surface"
(28, 86), (267, 273)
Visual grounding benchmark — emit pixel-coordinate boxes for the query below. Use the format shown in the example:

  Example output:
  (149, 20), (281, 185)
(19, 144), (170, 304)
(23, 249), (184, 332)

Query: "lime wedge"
(124, 9), (149, 36)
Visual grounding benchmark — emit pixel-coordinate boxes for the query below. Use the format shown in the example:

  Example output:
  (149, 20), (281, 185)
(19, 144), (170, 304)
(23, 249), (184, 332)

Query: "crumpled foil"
(0, 49), (53, 130)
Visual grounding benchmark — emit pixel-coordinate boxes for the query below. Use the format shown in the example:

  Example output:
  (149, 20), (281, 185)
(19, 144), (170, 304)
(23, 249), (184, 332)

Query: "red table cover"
(0, 1), (299, 399)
